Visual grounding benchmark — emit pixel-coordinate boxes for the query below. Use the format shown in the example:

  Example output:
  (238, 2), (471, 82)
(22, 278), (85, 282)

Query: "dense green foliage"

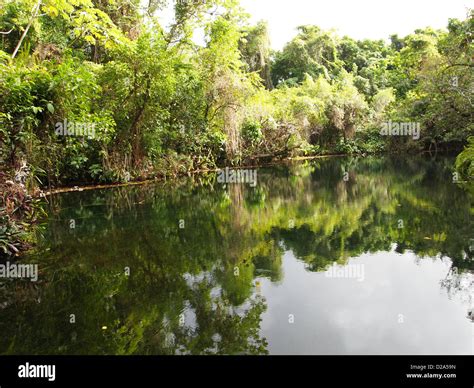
(0, 0), (472, 187)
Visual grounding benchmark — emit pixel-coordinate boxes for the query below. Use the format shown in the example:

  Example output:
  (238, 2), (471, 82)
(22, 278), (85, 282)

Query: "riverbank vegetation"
(1, 0), (472, 185)
(0, 0), (472, 257)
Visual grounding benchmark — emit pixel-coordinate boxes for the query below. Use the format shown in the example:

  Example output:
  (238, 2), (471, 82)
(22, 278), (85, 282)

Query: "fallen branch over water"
(39, 154), (346, 196)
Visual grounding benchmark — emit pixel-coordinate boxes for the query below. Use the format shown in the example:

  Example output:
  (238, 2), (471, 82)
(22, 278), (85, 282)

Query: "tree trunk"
(12, 0), (42, 59)
(130, 79), (151, 167)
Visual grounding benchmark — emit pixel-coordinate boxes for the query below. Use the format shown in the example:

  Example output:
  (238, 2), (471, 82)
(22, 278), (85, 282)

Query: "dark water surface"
(1, 156), (473, 355)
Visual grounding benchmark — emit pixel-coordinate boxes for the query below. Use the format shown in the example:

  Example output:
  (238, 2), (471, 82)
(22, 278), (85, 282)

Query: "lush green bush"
(456, 137), (474, 181)
(241, 120), (263, 144)
(0, 211), (25, 257)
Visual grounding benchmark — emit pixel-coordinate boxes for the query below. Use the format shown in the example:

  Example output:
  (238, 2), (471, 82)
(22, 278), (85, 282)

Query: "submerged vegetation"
(0, 0), (472, 257)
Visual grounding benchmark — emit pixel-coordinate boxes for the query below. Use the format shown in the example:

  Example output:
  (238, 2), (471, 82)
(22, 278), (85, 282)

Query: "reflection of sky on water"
(258, 250), (473, 355)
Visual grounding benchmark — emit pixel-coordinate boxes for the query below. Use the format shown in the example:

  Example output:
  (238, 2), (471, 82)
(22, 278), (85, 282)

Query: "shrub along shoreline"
(33, 150), (467, 197)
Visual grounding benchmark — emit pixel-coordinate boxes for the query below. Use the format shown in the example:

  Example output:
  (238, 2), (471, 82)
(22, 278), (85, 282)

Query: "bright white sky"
(156, 0), (472, 50)
(240, 0), (472, 49)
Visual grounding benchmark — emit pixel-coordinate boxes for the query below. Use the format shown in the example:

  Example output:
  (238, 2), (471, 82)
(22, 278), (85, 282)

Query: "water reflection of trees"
(0, 156), (472, 354)
(440, 264), (474, 321)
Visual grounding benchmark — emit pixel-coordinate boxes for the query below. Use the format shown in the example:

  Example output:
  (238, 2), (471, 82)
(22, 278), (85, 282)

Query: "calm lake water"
(1, 156), (473, 355)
